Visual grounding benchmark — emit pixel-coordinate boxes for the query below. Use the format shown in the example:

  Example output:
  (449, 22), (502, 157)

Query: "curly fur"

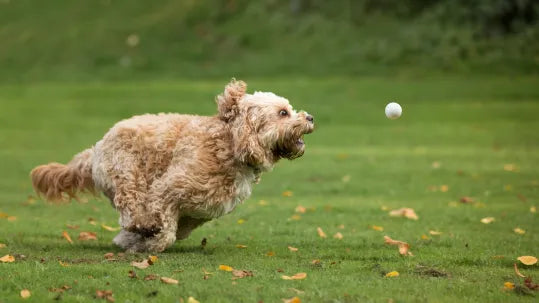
(30, 79), (314, 252)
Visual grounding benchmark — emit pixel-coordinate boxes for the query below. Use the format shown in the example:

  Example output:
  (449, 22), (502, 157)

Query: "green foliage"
(0, 0), (537, 81)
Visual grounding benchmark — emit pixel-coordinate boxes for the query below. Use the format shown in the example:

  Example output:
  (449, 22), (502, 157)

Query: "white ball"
(385, 102), (402, 120)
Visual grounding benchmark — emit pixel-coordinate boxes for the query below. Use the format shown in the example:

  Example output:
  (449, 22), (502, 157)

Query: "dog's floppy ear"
(233, 107), (272, 169)
(216, 79), (246, 122)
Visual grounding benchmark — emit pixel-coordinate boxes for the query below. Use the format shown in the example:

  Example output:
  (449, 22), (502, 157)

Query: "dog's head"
(216, 79), (314, 169)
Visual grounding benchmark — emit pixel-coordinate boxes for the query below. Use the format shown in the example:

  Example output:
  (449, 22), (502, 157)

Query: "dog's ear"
(216, 79), (247, 122)
(233, 107), (272, 169)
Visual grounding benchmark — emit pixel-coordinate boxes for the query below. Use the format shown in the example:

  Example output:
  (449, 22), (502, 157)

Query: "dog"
(30, 79), (314, 252)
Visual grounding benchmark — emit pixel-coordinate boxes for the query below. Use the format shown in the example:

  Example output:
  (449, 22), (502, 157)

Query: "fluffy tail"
(30, 148), (95, 201)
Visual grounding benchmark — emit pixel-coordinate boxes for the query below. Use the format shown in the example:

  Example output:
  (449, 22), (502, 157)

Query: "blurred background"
(1, 0), (538, 82)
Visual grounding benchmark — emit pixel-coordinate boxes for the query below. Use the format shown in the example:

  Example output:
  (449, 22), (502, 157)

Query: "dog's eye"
(279, 110), (288, 117)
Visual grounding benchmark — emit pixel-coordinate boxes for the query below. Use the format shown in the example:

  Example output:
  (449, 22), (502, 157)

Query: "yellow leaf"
(266, 251), (275, 257)
(258, 200), (268, 206)
(237, 219), (245, 224)
(219, 265), (234, 271)
(101, 224), (121, 231)
(283, 297), (301, 303)
(370, 225), (384, 231)
(513, 228), (525, 235)
(317, 227), (327, 238)
(517, 256), (537, 265)
(503, 282), (515, 290)
(337, 224), (345, 229)
(281, 272), (307, 280)
(380, 206), (389, 211)
(389, 208), (419, 220)
(7, 216), (17, 221)
(440, 185), (449, 192)
(333, 232), (343, 240)
(295, 205), (306, 213)
(514, 263), (526, 278)
(88, 218), (97, 225)
(20, 289), (31, 299)
(0, 243), (6, 248)
(480, 217), (495, 224)
(62, 231), (73, 244)
(148, 255), (158, 263)
(78, 231), (97, 241)
(503, 164), (518, 172)
(429, 230), (442, 236)
(0, 254), (15, 263)
(187, 297), (200, 303)
(58, 260), (70, 267)
(160, 277), (179, 284)
(282, 190), (293, 197)
(288, 246), (298, 252)
(290, 215), (302, 221)
(421, 234), (429, 240)
(385, 271), (399, 277)
(236, 244), (247, 248)
(530, 206), (536, 213)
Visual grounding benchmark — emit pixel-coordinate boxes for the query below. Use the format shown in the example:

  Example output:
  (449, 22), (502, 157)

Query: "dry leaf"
(311, 259), (321, 265)
(144, 274), (158, 281)
(20, 289), (31, 299)
(370, 225), (384, 231)
(88, 218), (97, 225)
(95, 290), (114, 302)
(503, 282), (515, 290)
(513, 228), (526, 235)
(514, 263), (526, 278)
(101, 224), (120, 231)
(385, 271), (399, 277)
(58, 260), (70, 267)
(295, 205), (306, 213)
(0, 243), (6, 248)
(384, 236), (412, 256)
(283, 297), (301, 303)
(232, 270), (253, 279)
(187, 297), (200, 303)
(62, 231), (73, 244)
(7, 216), (17, 221)
(266, 251), (275, 257)
(104, 253), (115, 260)
(440, 185), (449, 192)
(78, 231), (97, 241)
(0, 254), (15, 263)
(337, 224), (345, 229)
(333, 232), (343, 239)
(524, 277), (539, 290)
(219, 265), (234, 271)
(237, 219), (245, 224)
(290, 215), (302, 221)
(282, 190), (293, 197)
(429, 230), (442, 236)
(288, 246), (298, 252)
(530, 206), (536, 213)
(421, 234), (429, 240)
(517, 256), (537, 265)
(431, 161), (441, 169)
(66, 224), (79, 229)
(460, 196), (474, 203)
(236, 244), (247, 248)
(389, 208), (419, 220)
(160, 277), (178, 284)
(148, 255), (158, 263)
(480, 217), (495, 224)
(317, 227), (327, 238)
(128, 270), (137, 279)
(282, 273), (307, 280)
(503, 164), (517, 172)
(131, 259), (151, 269)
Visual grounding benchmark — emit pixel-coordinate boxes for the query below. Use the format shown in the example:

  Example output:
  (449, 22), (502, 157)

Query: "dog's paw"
(125, 214), (162, 237)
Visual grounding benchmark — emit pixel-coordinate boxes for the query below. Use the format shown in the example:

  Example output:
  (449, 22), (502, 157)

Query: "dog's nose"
(306, 114), (314, 123)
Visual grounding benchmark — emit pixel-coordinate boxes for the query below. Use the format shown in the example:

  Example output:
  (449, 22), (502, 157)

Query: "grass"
(0, 76), (538, 302)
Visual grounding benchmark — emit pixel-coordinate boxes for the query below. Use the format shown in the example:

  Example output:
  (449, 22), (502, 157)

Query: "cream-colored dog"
(31, 80), (314, 252)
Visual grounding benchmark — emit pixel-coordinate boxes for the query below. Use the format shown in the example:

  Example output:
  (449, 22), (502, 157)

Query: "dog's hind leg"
(177, 216), (209, 240)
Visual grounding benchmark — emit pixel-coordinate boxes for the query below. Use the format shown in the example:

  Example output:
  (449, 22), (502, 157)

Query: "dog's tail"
(30, 148), (95, 202)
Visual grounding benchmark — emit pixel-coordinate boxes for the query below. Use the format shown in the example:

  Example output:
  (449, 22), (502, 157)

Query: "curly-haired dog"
(30, 80), (314, 252)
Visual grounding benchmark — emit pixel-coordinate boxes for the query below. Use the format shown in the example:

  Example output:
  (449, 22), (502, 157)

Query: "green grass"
(0, 77), (538, 302)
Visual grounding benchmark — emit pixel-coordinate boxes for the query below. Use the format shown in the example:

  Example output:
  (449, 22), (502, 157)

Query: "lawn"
(0, 77), (538, 302)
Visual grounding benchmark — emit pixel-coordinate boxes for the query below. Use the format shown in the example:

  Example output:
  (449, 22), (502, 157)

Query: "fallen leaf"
(517, 256), (537, 265)
(232, 270), (253, 279)
(295, 205), (306, 213)
(333, 232), (343, 240)
(440, 185), (449, 192)
(282, 190), (293, 197)
(0, 212), (8, 218)
(0, 243), (6, 248)
(78, 231), (97, 241)
(66, 224), (79, 229)
(266, 251), (275, 257)
(144, 274), (158, 281)
(282, 273), (307, 280)
(96, 290), (114, 302)
(385, 271), (399, 277)
(219, 265), (234, 271)
(132, 259), (151, 269)
(148, 255), (158, 263)
(101, 224), (120, 231)
(0, 254), (15, 262)
(237, 219), (245, 224)
(384, 236), (412, 256)
(187, 297), (200, 303)
(20, 289), (31, 299)
(49, 285), (71, 293)
(58, 260), (70, 267)
(460, 196), (474, 203)
(530, 206), (536, 213)
(311, 259), (321, 265)
(88, 218), (97, 225)
(290, 215), (301, 221)
(503, 164), (517, 172)
(288, 246), (298, 252)
(431, 161), (441, 169)
(514, 263), (526, 278)
(503, 282), (515, 290)
(337, 224), (345, 229)
(104, 253), (115, 260)
(370, 225), (384, 231)
(258, 200), (268, 206)
(480, 217), (495, 224)
(421, 234), (429, 240)
(7, 216), (17, 221)
(160, 277), (178, 284)
(236, 244), (247, 248)
(128, 270), (137, 279)
(429, 230), (442, 236)
(513, 228), (526, 235)
(524, 277), (539, 290)
(283, 297), (301, 303)
(389, 208), (419, 220)
(62, 231), (73, 244)
(317, 227), (327, 238)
